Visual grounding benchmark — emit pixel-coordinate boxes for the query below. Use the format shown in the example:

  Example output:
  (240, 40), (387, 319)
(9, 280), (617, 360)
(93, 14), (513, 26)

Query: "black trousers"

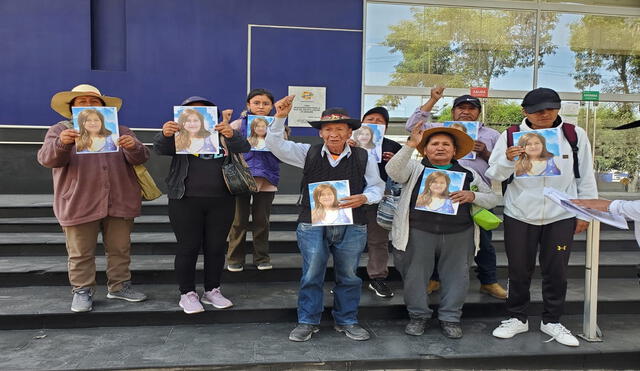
(169, 196), (235, 294)
(503, 215), (576, 324)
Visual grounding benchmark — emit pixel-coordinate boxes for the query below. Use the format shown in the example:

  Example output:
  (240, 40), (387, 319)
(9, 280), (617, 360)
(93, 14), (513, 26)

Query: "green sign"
(582, 91), (600, 101)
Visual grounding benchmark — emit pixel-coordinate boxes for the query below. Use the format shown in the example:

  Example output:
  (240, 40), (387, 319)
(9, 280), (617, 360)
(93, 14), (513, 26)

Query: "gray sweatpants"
(394, 227), (474, 322)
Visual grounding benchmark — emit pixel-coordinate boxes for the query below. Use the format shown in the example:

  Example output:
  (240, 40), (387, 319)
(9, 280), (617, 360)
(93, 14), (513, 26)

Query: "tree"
(569, 16), (640, 115)
(375, 6), (557, 108)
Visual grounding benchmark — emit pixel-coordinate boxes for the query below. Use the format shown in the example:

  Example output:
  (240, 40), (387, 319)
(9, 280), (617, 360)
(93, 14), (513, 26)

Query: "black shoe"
(440, 320), (463, 339)
(368, 279), (394, 298)
(405, 318), (428, 336)
(288, 324), (319, 342)
(334, 324), (371, 341)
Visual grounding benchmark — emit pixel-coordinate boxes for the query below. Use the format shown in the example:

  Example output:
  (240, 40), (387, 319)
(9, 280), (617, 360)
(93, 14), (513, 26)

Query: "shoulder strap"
(501, 125), (521, 194)
(560, 123), (580, 179)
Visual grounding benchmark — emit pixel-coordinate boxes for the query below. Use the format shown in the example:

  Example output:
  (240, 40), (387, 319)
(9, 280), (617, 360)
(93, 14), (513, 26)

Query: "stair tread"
(0, 229), (637, 244)
(1, 314), (639, 371)
(0, 278), (638, 316)
(0, 251), (638, 274)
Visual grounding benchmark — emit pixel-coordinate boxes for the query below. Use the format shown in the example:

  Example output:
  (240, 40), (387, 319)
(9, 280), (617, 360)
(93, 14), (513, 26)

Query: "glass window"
(538, 13), (640, 94)
(365, 3), (539, 90)
(544, 0), (640, 7)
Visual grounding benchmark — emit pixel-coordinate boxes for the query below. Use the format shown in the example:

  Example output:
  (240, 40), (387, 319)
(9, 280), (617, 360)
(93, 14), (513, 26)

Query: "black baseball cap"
(521, 88), (561, 114)
(453, 95), (482, 111)
(181, 96), (216, 106)
(362, 106), (390, 125)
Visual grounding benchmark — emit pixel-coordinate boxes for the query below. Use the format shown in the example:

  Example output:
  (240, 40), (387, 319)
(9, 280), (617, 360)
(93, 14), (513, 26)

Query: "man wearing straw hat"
(266, 96), (384, 342)
(38, 84), (149, 312)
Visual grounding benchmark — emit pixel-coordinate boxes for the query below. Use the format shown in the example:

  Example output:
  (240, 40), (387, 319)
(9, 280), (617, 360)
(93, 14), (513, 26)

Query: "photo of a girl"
(310, 182), (353, 226)
(174, 107), (219, 154)
(73, 107), (119, 153)
(352, 124), (383, 162)
(514, 131), (561, 177)
(415, 171), (455, 214)
(247, 116), (274, 151)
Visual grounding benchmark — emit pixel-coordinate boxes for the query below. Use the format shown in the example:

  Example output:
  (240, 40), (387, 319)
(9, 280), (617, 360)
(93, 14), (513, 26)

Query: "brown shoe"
(480, 283), (507, 299)
(427, 280), (440, 294)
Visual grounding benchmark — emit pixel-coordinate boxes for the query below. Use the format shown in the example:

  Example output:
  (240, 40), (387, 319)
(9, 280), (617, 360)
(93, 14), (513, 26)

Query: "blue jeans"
(431, 222), (497, 285)
(296, 223), (367, 326)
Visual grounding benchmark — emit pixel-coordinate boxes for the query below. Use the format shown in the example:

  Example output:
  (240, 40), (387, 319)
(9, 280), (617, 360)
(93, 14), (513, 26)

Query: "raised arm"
(264, 95), (310, 169)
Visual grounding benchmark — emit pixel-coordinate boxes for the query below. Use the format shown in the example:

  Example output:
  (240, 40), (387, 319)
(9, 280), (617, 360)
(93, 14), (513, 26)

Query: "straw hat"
(50, 84), (122, 118)
(416, 127), (475, 160)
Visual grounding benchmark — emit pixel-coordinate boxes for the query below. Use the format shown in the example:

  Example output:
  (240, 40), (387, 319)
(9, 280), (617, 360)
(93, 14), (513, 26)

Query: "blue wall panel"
(250, 27), (362, 136)
(0, 0), (363, 129)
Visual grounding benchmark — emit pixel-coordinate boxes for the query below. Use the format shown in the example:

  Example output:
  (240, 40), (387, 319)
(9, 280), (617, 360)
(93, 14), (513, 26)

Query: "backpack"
(501, 123), (580, 194)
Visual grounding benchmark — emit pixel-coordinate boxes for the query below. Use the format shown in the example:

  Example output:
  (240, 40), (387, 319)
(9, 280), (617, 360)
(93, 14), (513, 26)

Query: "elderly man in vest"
(266, 96), (384, 342)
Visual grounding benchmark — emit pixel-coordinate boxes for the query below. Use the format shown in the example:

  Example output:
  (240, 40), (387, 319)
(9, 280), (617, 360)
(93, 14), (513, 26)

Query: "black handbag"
(220, 138), (258, 195)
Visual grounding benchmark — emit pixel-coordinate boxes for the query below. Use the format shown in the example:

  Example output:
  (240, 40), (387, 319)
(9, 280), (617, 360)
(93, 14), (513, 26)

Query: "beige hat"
(50, 84), (122, 118)
(416, 126), (475, 160)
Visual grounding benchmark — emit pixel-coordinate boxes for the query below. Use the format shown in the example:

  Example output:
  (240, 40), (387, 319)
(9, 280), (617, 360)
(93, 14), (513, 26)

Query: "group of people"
(37, 83), (639, 348)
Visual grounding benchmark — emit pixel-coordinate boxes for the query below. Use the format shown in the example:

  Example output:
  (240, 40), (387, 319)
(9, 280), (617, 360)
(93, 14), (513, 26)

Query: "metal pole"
(579, 220), (603, 342)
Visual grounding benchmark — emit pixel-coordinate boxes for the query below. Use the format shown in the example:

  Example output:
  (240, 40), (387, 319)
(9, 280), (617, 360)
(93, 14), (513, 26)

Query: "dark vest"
(298, 144), (368, 225)
(409, 159), (474, 234)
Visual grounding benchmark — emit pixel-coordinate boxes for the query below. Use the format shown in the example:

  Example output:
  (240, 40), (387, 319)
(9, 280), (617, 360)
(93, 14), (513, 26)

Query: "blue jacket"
(239, 116), (281, 186)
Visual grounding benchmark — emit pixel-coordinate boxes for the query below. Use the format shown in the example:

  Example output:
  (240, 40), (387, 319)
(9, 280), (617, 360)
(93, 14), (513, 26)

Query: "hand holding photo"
(512, 128), (561, 178)
(173, 106), (220, 155)
(247, 115), (275, 151)
(351, 123), (385, 163)
(72, 106), (120, 154)
(309, 180), (353, 226)
(443, 121), (479, 160)
(415, 168), (467, 215)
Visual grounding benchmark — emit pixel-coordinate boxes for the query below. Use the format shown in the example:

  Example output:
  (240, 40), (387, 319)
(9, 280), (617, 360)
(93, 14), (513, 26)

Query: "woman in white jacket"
(487, 88), (598, 347)
(386, 126), (499, 339)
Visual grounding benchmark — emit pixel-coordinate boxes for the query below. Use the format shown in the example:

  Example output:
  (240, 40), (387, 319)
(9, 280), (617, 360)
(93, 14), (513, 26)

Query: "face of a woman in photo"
(524, 136), (543, 159)
(357, 129), (372, 146)
(254, 121), (267, 137)
(83, 113), (103, 135)
(248, 95), (273, 116)
(184, 114), (203, 134)
(318, 189), (335, 208)
(429, 176), (447, 197)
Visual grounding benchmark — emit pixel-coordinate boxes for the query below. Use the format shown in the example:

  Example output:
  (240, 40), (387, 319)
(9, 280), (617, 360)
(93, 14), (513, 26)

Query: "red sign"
(470, 87), (489, 98)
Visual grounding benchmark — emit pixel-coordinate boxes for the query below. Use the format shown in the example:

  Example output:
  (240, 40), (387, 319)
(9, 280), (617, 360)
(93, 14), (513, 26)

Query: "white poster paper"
(287, 86), (326, 127)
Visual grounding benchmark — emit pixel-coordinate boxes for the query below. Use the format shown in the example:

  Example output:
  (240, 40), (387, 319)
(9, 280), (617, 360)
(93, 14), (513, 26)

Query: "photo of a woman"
(310, 183), (352, 226)
(353, 124), (382, 162)
(74, 108), (118, 153)
(248, 116), (270, 151)
(514, 132), (561, 177)
(175, 108), (218, 154)
(415, 171), (455, 214)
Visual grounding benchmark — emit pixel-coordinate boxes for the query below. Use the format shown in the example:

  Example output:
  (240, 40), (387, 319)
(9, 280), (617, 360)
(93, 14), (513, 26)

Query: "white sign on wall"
(287, 86), (326, 127)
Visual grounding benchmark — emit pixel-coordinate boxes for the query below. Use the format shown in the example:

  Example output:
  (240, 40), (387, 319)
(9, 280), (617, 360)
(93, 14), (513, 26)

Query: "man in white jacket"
(486, 88), (598, 347)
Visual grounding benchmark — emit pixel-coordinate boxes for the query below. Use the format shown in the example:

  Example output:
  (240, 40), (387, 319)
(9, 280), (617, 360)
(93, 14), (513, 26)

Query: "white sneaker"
(492, 318), (529, 339)
(540, 322), (579, 347)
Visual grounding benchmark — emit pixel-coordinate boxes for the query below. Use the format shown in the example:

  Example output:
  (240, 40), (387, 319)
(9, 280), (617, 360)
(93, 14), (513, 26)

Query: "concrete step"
(0, 230), (638, 256)
(0, 194), (301, 218)
(0, 251), (638, 286)
(1, 314), (639, 370)
(0, 278), (638, 330)
(0, 214), (299, 233)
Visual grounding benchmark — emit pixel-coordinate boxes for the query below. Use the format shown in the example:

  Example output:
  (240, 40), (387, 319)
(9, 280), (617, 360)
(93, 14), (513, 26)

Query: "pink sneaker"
(179, 291), (204, 314)
(201, 287), (233, 309)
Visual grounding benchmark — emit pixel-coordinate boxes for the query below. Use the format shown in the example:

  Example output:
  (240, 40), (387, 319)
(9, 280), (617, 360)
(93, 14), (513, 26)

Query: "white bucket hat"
(50, 84), (122, 118)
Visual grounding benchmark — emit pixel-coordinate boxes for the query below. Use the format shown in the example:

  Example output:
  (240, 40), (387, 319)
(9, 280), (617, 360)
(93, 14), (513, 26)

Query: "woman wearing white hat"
(38, 84), (149, 313)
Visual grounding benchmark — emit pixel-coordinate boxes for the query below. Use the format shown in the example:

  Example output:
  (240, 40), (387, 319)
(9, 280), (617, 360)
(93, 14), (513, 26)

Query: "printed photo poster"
(352, 123), (385, 163)
(72, 106), (120, 154)
(287, 86), (326, 127)
(512, 128), (562, 178)
(308, 180), (353, 226)
(247, 115), (275, 151)
(414, 168), (466, 215)
(443, 121), (479, 160)
(173, 106), (219, 155)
